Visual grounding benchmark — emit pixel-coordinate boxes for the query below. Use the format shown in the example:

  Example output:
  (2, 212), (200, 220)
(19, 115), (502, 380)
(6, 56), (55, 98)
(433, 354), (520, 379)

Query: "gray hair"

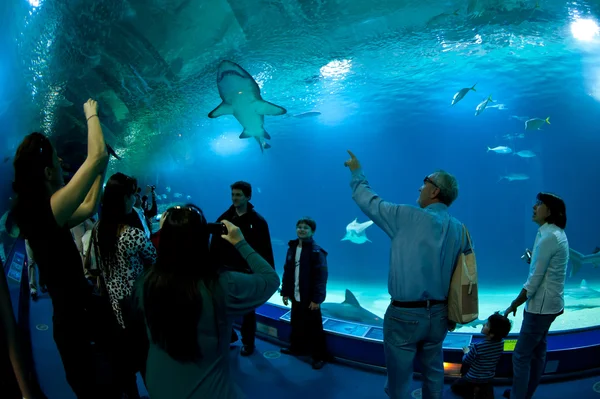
(432, 170), (459, 206)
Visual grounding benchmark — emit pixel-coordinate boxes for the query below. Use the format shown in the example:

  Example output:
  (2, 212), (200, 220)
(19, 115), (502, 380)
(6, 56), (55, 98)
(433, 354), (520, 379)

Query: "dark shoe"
(312, 359), (325, 370)
(503, 389), (511, 398)
(240, 345), (254, 356)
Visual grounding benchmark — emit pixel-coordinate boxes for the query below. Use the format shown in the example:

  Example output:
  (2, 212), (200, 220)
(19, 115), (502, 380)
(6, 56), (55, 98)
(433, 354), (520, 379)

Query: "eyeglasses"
(424, 176), (439, 189)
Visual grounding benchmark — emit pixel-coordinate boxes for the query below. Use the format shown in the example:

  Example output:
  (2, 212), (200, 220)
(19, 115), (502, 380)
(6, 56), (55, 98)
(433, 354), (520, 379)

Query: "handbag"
(448, 225), (479, 325)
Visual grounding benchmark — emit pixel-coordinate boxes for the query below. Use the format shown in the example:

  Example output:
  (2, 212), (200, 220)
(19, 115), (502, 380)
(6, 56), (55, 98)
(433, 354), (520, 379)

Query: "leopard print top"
(101, 226), (156, 328)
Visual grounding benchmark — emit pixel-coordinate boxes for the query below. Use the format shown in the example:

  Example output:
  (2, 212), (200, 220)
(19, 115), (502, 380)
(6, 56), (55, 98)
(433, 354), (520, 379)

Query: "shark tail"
(470, 83), (477, 91)
(570, 249), (585, 277)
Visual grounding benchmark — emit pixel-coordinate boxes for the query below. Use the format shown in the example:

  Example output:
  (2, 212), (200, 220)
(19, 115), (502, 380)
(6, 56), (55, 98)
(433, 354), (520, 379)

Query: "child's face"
(481, 321), (491, 335)
(296, 223), (314, 240)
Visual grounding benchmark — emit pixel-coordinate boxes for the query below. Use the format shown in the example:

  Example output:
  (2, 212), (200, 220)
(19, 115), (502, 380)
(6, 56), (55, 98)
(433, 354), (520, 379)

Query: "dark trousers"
(231, 310), (257, 347)
(290, 298), (327, 361)
(53, 316), (120, 399)
(450, 364), (495, 399)
(53, 295), (141, 399)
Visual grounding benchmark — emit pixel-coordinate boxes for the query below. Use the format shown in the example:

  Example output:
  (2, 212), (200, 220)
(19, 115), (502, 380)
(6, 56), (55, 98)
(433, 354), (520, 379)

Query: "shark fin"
(239, 130), (252, 139)
(263, 130), (271, 140)
(342, 289), (361, 307)
(581, 279), (588, 289)
(208, 102), (234, 118)
(106, 144), (121, 160)
(255, 100), (287, 116)
(593, 247), (600, 254)
(263, 142), (271, 149)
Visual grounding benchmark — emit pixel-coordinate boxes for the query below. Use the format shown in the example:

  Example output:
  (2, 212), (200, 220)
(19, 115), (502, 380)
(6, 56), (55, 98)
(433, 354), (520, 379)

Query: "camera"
(521, 249), (532, 264)
(207, 222), (228, 236)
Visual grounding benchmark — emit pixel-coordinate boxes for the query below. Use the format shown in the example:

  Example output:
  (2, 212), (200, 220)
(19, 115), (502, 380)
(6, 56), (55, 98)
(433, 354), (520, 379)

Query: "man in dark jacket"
(210, 181), (275, 356)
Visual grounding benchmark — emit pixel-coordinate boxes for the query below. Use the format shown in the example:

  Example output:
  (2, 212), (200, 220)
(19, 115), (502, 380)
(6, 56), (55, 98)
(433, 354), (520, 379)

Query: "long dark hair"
(11, 133), (56, 237)
(97, 172), (139, 277)
(143, 204), (215, 363)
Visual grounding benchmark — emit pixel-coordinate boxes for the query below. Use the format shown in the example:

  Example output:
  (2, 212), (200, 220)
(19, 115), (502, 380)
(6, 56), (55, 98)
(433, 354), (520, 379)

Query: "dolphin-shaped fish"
(208, 60), (287, 153)
(570, 247), (600, 277)
(341, 218), (374, 244)
(321, 289), (383, 327)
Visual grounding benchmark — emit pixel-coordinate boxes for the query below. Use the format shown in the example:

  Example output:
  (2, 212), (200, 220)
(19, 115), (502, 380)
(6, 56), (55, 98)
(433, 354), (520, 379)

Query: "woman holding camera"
(132, 204), (279, 398)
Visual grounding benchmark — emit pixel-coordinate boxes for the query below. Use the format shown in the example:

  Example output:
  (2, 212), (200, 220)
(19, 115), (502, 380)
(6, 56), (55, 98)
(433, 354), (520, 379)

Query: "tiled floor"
(29, 293), (600, 398)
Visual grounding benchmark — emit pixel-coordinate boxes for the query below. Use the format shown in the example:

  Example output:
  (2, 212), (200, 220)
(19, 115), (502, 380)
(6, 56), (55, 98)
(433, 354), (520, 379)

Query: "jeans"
(383, 303), (448, 399)
(510, 310), (558, 399)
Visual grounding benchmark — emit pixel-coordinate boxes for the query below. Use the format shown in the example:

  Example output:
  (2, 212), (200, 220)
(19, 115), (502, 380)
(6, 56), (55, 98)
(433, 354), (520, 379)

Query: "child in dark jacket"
(280, 217), (328, 370)
(451, 312), (512, 399)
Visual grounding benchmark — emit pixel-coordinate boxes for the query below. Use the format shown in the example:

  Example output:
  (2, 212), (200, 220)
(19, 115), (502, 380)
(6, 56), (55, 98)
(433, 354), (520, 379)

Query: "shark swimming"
(569, 247), (600, 277)
(454, 317), (488, 330)
(321, 289), (383, 327)
(341, 218), (374, 244)
(208, 60), (287, 153)
(565, 279), (600, 300)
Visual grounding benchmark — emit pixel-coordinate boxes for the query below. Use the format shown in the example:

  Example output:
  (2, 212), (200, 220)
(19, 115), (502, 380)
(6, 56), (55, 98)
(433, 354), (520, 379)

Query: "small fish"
(514, 150), (536, 158)
(166, 186), (171, 193)
(186, 195), (192, 200)
(525, 117), (550, 131)
(502, 133), (525, 140)
(174, 193), (182, 198)
(498, 173), (530, 182)
(161, 194), (167, 199)
(487, 103), (506, 110)
(475, 95), (493, 116)
(487, 146), (512, 154)
(451, 83), (477, 106)
(291, 111), (321, 118)
(510, 115), (529, 122)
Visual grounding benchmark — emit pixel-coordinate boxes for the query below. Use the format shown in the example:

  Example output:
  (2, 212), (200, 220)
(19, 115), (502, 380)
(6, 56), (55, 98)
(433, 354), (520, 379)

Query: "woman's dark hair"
(143, 204), (215, 363)
(488, 312), (512, 341)
(537, 192), (567, 229)
(97, 173), (139, 277)
(11, 133), (56, 237)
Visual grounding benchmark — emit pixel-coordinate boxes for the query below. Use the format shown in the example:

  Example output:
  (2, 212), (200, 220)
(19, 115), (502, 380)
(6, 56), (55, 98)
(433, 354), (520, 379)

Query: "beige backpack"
(448, 225), (479, 325)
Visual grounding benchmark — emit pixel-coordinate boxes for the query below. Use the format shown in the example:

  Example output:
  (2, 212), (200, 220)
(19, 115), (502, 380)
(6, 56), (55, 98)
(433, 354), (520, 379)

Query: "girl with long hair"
(92, 172), (156, 398)
(136, 205), (279, 398)
(11, 99), (114, 398)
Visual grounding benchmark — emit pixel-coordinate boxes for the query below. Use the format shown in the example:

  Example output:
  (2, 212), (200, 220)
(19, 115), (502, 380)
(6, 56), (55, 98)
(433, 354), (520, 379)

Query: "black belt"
(391, 299), (447, 308)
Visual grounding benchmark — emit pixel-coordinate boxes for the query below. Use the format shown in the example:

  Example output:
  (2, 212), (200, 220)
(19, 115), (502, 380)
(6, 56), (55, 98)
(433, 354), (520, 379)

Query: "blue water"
(0, 0), (599, 332)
